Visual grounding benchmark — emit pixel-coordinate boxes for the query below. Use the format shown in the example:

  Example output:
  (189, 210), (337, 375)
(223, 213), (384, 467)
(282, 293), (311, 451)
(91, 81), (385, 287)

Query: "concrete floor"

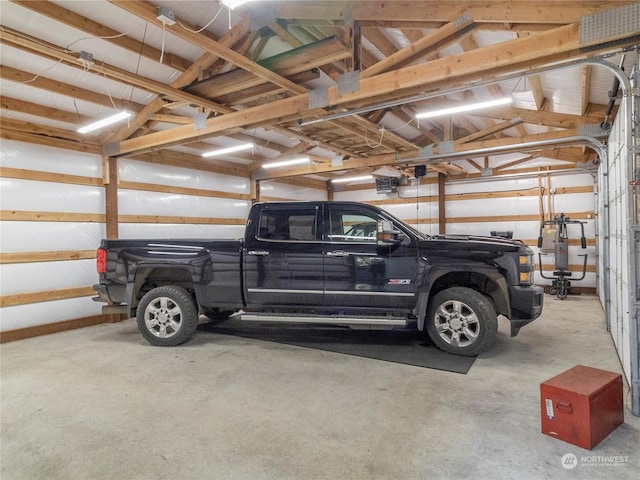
(1, 295), (639, 480)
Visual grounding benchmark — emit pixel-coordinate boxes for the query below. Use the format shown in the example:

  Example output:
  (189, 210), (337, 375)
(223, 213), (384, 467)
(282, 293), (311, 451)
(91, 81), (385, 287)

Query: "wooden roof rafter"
(276, 1), (635, 24)
(1, 0), (634, 186)
(109, 19), (635, 158)
(11, 0), (192, 72)
(252, 128), (595, 181)
(361, 14), (476, 78)
(108, 0), (308, 95)
(0, 26), (229, 113)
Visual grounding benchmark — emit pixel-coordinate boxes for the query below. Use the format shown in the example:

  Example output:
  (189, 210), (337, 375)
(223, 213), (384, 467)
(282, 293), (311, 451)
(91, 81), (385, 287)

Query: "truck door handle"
(247, 250), (270, 256)
(326, 250), (349, 257)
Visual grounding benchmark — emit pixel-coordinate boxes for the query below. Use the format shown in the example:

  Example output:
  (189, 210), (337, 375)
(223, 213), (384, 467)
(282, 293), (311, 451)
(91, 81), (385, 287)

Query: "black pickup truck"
(93, 201), (543, 356)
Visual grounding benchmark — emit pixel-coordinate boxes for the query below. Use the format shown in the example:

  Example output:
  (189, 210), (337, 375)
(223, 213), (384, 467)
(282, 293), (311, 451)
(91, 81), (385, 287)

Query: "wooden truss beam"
(110, 22), (637, 157)
(1, 126), (102, 154)
(185, 36), (350, 99)
(477, 107), (604, 129)
(109, 0), (307, 94)
(0, 117), (100, 145)
(454, 118), (523, 144)
(254, 129), (585, 180)
(11, 0), (192, 71)
(0, 27), (228, 113)
(0, 65), (144, 112)
(1, 96), (94, 125)
(107, 18), (252, 144)
(277, 2), (633, 24)
(362, 14), (475, 78)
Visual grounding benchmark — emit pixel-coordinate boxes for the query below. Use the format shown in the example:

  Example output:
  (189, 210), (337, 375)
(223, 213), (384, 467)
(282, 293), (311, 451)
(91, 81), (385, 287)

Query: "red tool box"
(541, 365), (623, 450)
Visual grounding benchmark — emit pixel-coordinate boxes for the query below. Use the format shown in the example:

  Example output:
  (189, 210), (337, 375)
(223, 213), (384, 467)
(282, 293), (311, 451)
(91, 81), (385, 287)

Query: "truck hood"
(419, 234), (531, 255)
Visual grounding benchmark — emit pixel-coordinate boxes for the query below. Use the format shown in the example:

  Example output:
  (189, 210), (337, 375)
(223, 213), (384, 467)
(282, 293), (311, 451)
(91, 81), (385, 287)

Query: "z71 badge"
(388, 279), (411, 285)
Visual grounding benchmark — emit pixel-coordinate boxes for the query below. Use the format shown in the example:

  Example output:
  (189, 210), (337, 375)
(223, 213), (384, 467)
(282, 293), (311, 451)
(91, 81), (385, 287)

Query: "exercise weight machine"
(537, 214), (588, 299)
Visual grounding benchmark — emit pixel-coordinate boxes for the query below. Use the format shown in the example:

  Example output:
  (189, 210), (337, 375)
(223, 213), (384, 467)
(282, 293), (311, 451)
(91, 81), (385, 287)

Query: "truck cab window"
(257, 209), (318, 241)
(328, 209), (378, 243)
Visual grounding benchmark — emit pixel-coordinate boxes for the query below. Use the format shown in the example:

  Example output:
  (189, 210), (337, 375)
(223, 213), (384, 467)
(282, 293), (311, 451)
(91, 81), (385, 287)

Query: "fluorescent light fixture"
(372, 166), (402, 178)
(220, 0), (253, 9)
(331, 175), (373, 184)
(262, 157), (310, 169)
(201, 143), (253, 158)
(77, 111), (132, 134)
(415, 97), (512, 119)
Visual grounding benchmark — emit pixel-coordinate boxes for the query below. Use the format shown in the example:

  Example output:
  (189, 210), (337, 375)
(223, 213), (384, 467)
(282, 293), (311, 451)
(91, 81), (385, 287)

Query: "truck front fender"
(416, 266), (510, 331)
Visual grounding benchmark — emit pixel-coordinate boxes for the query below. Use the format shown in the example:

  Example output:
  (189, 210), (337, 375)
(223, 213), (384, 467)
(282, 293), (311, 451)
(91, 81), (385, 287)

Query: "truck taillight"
(96, 248), (107, 273)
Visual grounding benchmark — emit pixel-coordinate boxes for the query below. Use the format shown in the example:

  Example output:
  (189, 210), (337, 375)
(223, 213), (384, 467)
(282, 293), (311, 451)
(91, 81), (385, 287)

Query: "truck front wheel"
(426, 287), (497, 356)
(137, 286), (199, 346)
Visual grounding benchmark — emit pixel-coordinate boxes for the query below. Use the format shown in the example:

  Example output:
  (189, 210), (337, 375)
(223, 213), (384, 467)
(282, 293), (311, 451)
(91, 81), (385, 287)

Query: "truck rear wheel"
(425, 287), (497, 356)
(137, 286), (199, 346)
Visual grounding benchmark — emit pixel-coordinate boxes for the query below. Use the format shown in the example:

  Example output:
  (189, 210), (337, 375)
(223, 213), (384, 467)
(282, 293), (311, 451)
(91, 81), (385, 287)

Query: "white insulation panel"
(260, 181), (327, 201)
(446, 196), (539, 217)
(0, 139), (102, 177)
(0, 260), (96, 296)
(0, 137), (108, 333)
(118, 189), (251, 218)
(381, 202), (438, 223)
(120, 158), (251, 194)
(447, 220), (540, 239)
(0, 178), (105, 213)
(551, 193), (596, 215)
(446, 178), (538, 195)
(118, 223), (246, 240)
(0, 298), (102, 332)
(0, 222), (106, 252)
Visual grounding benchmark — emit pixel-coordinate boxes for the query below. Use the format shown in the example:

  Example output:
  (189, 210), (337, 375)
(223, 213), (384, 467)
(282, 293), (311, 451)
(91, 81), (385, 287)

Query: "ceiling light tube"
(415, 97), (512, 119)
(220, 0), (253, 9)
(262, 157), (310, 169)
(331, 175), (373, 183)
(201, 143), (253, 158)
(77, 111), (132, 134)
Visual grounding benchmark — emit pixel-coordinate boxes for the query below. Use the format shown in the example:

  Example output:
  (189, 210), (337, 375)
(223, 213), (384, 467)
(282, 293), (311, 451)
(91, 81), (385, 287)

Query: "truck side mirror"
(537, 236), (543, 248)
(581, 236), (587, 249)
(377, 220), (401, 246)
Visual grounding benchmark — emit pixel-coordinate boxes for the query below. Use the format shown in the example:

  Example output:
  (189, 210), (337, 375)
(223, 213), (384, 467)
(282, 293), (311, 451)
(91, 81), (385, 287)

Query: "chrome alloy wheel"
(144, 296), (183, 338)
(433, 299), (480, 348)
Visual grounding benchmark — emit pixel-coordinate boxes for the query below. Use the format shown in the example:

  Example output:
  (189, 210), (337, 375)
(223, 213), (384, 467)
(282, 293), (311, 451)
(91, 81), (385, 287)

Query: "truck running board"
(238, 313), (407, 327)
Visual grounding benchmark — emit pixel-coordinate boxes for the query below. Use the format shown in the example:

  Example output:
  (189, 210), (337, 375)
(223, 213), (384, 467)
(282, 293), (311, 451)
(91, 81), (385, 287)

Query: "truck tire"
(137, 286), (199, 347)
(425, 287), (497, 356)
